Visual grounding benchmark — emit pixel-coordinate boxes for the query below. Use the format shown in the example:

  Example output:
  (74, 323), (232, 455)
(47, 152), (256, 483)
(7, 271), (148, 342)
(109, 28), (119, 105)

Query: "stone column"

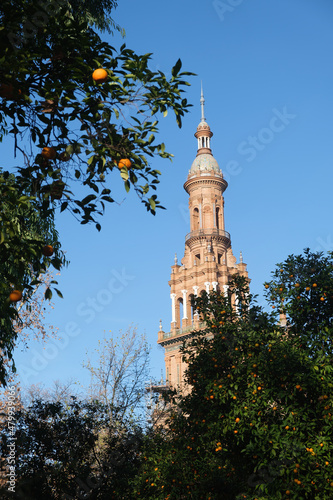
(212, 281), (218, 291)
(235, 291), (240, 315)
(193, 286), (199, 320)
(181, 290), (188, 319)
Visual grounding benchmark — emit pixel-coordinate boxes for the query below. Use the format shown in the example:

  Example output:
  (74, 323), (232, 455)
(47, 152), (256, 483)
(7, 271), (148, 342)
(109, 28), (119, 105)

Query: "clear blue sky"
(9, 0), (333, 392)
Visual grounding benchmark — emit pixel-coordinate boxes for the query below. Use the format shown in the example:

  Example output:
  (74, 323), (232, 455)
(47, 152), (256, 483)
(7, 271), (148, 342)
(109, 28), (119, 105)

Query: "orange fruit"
(235, 417), (240, 423)
(9, 290), (22, 302)
(265, 284), (269, 289)
(92, 68), (108, 83)
(312, 283), (317, 287)
(295, 283), (300, 288)
(320, 297), (325, 301)
(42, 245), (54, 257)
(118, 158), (132, 169)
(41, 147), (56, 160)
(306, 287), (310, 291)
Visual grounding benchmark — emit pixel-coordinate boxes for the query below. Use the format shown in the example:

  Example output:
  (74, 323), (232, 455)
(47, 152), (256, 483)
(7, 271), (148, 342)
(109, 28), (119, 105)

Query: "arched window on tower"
(216, 206), (220, 230)
(177, 297), (183, 329)
(193, 207), (200, 230)
(203, 205), (212, 228)
(189, 293), (195, 323)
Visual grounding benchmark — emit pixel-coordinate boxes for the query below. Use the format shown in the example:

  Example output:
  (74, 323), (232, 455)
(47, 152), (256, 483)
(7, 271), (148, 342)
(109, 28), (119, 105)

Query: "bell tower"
(157, 89), (249, 388)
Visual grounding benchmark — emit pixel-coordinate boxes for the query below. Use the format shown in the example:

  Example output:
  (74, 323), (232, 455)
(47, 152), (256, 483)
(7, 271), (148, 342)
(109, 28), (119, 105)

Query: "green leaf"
(54, 288), (63, 299)
(81, 194), (97, 205)
(149, 197), (156, 211)
(172, 58), (182, 77)
(120, 168), (129, 181)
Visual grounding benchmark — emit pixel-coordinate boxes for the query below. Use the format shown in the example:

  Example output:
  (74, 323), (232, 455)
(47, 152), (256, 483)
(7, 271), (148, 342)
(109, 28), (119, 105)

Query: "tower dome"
(190, 153), (220, 174)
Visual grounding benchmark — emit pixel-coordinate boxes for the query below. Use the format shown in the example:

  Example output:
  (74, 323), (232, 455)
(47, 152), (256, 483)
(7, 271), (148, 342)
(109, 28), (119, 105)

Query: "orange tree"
(0, 0), (193, 385)
(134, 252), (333, 499)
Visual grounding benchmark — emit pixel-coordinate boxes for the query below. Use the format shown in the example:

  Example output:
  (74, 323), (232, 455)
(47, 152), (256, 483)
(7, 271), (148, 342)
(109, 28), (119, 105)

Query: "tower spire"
(200, 81), (205, 122)
(195, 84), (213, 155)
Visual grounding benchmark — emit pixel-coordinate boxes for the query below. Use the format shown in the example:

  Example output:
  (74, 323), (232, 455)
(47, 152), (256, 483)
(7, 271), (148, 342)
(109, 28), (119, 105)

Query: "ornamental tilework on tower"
(157, 89), (249, 390)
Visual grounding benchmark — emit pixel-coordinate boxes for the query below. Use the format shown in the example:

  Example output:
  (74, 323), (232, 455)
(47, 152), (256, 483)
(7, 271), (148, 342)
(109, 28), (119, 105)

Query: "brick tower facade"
(157, 90), (249, 389)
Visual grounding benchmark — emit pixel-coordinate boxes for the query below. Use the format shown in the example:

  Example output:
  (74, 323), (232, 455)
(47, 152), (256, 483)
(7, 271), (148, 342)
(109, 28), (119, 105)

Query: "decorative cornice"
(184, 175), (228, 194)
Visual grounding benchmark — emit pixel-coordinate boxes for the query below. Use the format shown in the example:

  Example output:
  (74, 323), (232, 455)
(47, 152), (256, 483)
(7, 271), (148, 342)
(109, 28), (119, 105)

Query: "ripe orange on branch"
(9, 290), (22, 302)
(42, 245), (54, 257)
(92, 68), (108, 83)
(118, 158), (132, 169)
(41, 147), (56, 160)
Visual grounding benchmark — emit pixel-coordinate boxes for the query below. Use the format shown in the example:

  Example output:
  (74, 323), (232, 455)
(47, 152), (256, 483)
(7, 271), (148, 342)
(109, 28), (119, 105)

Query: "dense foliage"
(136, 251), (333, 499)
(0, 398), (143, 499)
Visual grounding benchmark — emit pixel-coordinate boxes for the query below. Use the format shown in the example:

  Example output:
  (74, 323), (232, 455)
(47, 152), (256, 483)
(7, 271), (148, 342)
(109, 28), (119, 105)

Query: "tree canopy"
(0, 0), (193, 385)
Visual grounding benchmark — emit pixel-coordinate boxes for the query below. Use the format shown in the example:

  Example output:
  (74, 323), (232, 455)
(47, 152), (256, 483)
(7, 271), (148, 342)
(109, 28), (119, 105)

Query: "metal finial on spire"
(240, 251), (243, 264)
(200, 81), (205, 122)
(159, 319), (163, 331)
(174, 253), (178, 265)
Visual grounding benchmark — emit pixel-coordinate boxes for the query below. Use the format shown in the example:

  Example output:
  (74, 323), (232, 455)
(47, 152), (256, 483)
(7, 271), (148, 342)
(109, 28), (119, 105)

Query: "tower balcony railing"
(185, 228), (230, 242)
(161, 321), (207, 340)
